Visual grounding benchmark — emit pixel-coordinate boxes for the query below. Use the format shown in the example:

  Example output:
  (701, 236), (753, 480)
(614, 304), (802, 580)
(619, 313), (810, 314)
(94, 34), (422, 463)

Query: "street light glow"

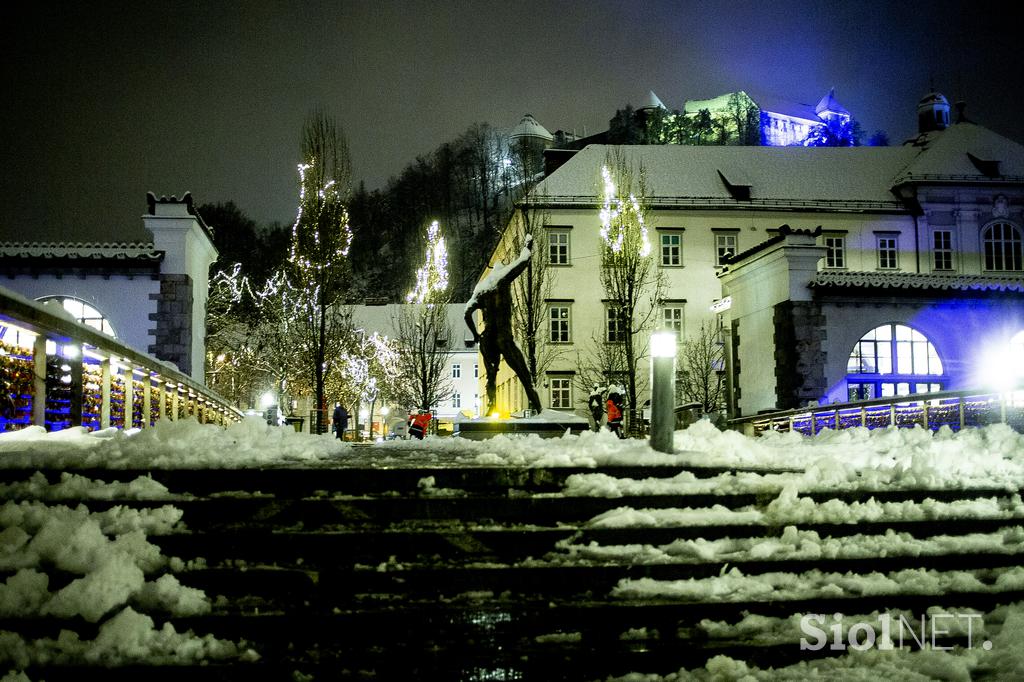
(651, 330), (677, 358)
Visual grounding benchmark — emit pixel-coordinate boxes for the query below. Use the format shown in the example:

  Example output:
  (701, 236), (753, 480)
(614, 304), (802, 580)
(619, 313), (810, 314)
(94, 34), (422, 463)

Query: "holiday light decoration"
(406, 220), (450, 303)
(289, 160), (352, 270)
(599, 165), (651, 257)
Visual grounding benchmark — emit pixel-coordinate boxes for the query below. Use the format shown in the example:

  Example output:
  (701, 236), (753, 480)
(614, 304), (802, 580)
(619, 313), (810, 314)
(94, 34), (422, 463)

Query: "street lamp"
(649, 331), (677, 453)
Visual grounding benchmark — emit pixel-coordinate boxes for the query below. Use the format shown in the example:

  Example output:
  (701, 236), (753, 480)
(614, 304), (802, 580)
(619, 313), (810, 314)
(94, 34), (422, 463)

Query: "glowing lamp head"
(651, 331), (677, 358)
(63, 345), (80, 359)
(260, 392), (276, 408)
(978, 347), (1024, 392)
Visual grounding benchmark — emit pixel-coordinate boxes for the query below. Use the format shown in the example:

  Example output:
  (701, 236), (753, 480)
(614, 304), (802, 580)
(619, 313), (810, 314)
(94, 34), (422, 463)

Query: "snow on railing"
(731, 386), (1024, 436)
(0, 287), (242, 432)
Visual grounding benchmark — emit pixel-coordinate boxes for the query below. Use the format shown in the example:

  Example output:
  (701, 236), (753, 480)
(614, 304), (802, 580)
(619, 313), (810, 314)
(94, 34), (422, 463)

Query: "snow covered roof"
(814, 88), (850, 117)
(349, 303), (479, 350)
(510, 114), (553, 142)
(639, 90), (666, 111)
(529, 144), (919, 210)
(684, 90), (823, 124)
(810, 271), (1024, 293)
(747, 92), (822, 123)
(893, 122), (1024, 184)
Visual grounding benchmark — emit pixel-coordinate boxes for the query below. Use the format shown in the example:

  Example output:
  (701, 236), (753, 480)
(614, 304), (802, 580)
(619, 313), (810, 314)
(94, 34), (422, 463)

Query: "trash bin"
(284, 417), (304, 433)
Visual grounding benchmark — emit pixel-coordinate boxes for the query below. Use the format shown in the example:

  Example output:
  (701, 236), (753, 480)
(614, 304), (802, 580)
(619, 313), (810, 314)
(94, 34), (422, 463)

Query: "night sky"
(4, 0), (1022, 236)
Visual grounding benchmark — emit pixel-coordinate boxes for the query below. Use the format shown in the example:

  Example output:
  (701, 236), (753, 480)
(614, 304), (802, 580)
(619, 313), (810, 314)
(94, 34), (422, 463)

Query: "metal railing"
(731, 386), (1024, 436)
(1, 287), (243, 432)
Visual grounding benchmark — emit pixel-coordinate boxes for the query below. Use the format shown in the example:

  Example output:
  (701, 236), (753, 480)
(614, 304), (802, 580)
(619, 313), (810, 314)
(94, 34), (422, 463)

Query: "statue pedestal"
(454, 410), (589, 440)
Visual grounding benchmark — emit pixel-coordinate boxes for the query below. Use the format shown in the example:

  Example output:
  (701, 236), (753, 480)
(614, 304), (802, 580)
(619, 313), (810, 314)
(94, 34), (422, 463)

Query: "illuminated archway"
(846, 323), (943, 400)
(36, 296), (116, 338)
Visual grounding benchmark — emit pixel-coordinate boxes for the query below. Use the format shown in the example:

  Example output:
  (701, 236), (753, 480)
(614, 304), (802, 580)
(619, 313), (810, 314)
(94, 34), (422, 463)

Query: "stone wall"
(148, 274), (193, 375)
(773, 300), (827, 409)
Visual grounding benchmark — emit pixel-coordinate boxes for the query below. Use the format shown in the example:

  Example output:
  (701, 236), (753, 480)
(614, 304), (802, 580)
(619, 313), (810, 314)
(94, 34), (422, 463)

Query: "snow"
(3, 416), (1024, 677)
(464, 234), (533, 312)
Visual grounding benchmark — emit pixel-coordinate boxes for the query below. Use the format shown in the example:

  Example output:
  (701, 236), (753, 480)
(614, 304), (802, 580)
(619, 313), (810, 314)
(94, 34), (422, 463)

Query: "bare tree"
(594, 148), (665, 433)
(677, 322), (726, 412)
(393, 221), (455, 412)
(393, 303), (454, 412)
(505, 140), (563, 388)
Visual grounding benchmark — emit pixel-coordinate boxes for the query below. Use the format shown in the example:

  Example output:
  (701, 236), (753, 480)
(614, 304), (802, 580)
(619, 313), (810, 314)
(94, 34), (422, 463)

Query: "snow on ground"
(0, 490), (256, 670)
(2, 417), (1024, 677)
(0, 417), (347, 469)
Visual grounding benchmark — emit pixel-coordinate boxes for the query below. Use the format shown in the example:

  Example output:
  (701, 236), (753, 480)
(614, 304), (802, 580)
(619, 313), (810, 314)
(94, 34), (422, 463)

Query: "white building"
(0, 193), (217, 382)
(481, 93), (1024, 420)
(350, 303), (482, 432)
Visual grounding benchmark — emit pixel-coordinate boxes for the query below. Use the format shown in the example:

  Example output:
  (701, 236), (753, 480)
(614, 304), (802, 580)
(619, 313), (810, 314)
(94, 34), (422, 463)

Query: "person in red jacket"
(606, 387), (625, 439)
(409, 410), (432, 440)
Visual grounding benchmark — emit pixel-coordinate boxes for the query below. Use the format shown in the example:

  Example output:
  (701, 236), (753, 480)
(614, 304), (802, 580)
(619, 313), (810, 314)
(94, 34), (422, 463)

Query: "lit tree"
(263, 111), (355, 432)
(802, 116), (864, 147)
(588, 148), (665, 433)
(394, 221), (455, 412)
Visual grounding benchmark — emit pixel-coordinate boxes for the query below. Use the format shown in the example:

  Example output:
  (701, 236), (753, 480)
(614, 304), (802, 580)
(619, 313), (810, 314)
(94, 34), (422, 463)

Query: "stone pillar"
(148, 274), (193, 376)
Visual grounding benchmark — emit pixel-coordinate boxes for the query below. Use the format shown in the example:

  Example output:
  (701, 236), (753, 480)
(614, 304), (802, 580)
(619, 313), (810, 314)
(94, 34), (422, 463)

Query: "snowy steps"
(6, 461), (1024, 679)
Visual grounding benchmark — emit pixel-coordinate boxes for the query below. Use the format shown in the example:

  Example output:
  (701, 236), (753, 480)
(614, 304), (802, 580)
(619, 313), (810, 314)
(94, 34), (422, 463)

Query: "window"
(548, 230), (570, 265)
(933, 230), (954, 271)
(660, 232), (682, 267)
(715, 234), (737, 265)
(877, 235), (898, 270)
(37, 296), (115, 337)
(983, 222), (1022, 271)
(549, 305), (571, 343)
(824, 236), (846, 269)
(549, 377), (572, 409)
(452, 393), (461, 409)
(474, 363), (479, 378)
(661, 306), (684, 333)
(846, 323), (944, 400)
(606, 307), (626, 343)
(452, 364), (461, 379)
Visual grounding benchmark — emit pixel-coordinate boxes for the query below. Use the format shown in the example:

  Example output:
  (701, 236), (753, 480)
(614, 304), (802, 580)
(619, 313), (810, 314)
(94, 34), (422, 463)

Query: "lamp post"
(649, 331), (677, 453)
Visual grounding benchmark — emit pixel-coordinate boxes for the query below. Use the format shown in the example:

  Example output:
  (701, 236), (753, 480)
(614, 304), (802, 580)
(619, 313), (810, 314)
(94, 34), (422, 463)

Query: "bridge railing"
(730, 386), (1024, 437)
(1, 287), (242, 432)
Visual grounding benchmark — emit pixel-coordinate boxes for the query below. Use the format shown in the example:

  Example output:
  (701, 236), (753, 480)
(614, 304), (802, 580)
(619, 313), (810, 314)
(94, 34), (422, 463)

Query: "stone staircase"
(4, 460), (1024, 680)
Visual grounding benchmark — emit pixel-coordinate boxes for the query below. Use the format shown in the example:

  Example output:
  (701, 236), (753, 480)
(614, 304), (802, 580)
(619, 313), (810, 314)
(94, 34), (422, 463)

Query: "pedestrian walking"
(606, 386), (625, 439)
(332, 403), (349, 440)
(588, 385), (605, 432)
(409, 410), (431, 440)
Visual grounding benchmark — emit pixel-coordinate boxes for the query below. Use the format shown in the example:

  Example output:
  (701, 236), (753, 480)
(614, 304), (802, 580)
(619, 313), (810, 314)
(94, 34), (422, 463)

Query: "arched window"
(846, 323), (943, 400)
(982, 222), (1022, 271)
(37, 296), (116, 338)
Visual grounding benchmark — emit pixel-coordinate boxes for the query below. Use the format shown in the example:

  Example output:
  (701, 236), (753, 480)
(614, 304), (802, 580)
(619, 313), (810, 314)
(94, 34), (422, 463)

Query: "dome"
(510, 114), (553, 142)
(917, 91), (951, 133)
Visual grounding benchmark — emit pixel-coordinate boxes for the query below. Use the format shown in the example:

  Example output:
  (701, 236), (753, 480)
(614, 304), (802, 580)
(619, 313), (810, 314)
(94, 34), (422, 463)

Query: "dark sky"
(4, 1), (1022, 235)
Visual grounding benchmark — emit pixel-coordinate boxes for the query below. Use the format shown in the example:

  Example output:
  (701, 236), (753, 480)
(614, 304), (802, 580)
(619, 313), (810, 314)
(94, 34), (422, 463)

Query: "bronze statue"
(465, 235), (543, 416)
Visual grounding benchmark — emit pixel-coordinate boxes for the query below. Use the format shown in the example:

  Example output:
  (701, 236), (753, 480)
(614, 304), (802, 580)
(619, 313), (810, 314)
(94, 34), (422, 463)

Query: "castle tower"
(917, 91), (951, 133)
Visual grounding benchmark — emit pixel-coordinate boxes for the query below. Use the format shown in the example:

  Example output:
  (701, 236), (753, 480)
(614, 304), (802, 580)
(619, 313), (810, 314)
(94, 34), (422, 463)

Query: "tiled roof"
(810, 271), (1024, 293)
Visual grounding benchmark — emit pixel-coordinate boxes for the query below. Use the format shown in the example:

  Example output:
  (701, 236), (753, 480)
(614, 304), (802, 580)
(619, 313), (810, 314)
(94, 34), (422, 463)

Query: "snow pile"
(554, 525), (1024, 566)
(611, 565), (1024, 602)
(604, 603), (1024, 681)
(0, 492), (256, 669)
(0, 471), (175, 500)
(0, 416), (348, 469)
(585, 492), (1024, 529)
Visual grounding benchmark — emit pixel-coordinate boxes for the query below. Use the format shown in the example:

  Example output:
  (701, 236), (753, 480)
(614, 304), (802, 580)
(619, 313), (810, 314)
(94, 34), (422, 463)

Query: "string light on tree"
(406, 220), (450, 304)
(599, 165), (651, 257)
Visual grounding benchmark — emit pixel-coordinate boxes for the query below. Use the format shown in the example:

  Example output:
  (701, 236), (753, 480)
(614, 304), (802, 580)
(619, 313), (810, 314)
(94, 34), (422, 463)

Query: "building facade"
(480, 94), (1024, 420)
(0, 193), (217, 382)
